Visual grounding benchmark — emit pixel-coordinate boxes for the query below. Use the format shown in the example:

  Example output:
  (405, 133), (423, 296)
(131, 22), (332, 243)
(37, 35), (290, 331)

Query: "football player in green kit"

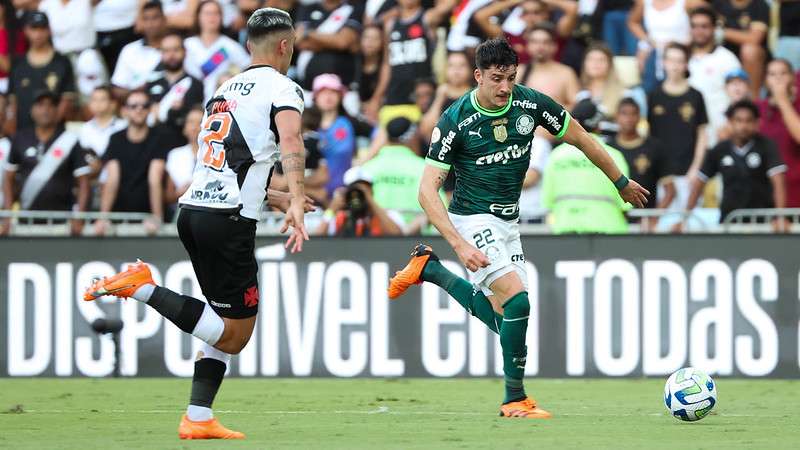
(388, 38), (649, 419)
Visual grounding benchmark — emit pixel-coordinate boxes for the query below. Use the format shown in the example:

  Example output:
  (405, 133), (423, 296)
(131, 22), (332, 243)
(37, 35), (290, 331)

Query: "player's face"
(663, 48), (687, 80)
(198, 1), (223, 34)
(690, 15), (714, 47)
(161, 35), (185, 71)
(729, 109), (757, 142)
(725, 78), (750, 102)
(183, 109), (203, 145)
(583, 49), (610, 80)
(89, 89), (113, 117)
(124, 94), (151, 126)
(31, 99), (57, 128)
(476, 65), (516, 108)
(446, 53), (472, 87)
(616, 104), (639, 135)
(527, 30), (555, 63)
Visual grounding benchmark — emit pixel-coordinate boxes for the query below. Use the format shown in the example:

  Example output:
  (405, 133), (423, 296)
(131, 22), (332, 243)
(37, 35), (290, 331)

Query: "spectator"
(147, 31), (205, 145)
(74, 48), (110, 106)
(420, 51), (473, 143)
(162, 0), (200, 31)
(578, 43), (627, 119)
(79, 85), (127, 173)
(295, 0), (361, 92)
(270, 106), (329, 204)
(412, 77), (436, 117)
(184, 0), (250, 102)
(361, 117), (426, 231)
(628, 0), (703, 92)
(776, 0), (800, 71)
(609, 97), (675, 230)
(165, 105), (202, 210)
(474, 0), (578, 65)
(687, 100), (788, 230)
(2, 91), (90, 235)
(111, 0), (167, 98)
(518, 23), (579, 109)
(446, 0), (492, 53)
(757, 59), (800, 208)
(316, 167), (403, 236)
(356, 23), (384, 104)
(95, 90), (168, 236)
(0, 93), (9, 208)
(541, 99), (631, 234)
(8, 12), (75, 130)
(712, 0), (769, 98)
(717, 68), (751, 142)
(602, 0), (637, 56)
(688, 6), (741, 148)
(38, 0), (96, 57)
(314, 73), (356, 197)
(94, 0), (139, 72)
(366, 0), (453, 124)
(0, 0), (25, 93)
(647, 42), (707, 209)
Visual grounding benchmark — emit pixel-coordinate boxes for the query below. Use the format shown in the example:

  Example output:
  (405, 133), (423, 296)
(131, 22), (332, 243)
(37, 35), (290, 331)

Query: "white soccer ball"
(663, 367), (717, 422)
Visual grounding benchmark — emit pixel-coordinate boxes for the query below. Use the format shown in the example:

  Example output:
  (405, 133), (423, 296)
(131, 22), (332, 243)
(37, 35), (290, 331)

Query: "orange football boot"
(499, 397), (553, 419)
(83, 260), (155, 301)
(388, 244), (437, 299)
(178, 415), (245, 440)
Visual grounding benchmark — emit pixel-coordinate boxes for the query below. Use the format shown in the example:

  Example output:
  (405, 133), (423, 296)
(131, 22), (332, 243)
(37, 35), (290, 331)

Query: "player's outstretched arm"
(275, 109), (310, 253)
(561, 119), (650, 208)
(418, 164), (488, 272)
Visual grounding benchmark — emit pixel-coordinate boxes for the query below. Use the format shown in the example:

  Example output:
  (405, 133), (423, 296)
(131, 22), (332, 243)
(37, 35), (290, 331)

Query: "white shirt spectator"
(184, 35), (250, 102)
(166, 144), (196, 191)
(689, 46), (741, 147)
(93, 0), (138, 32)
(79, 116), (127, 158)
(39, 0), (96, 54)
(218, 0), (238, 28)
(0, 136), (9, 207)
(111, 39), (163, 90)
(76, 49), (109, 101)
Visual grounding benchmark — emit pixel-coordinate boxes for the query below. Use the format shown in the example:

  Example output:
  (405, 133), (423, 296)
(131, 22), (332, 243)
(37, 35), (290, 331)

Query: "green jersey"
(426, 85), (570, 220)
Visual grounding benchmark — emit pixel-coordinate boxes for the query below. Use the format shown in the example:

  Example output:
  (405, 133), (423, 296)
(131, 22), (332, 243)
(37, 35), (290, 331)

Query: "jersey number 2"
(200, 112), (233, 171)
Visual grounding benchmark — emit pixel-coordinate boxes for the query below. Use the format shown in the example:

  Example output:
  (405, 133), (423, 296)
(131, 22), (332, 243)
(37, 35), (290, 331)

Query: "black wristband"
(613, 174), (629, 190)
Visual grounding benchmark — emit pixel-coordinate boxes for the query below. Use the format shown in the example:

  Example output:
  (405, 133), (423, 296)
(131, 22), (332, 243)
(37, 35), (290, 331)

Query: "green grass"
(0, 378), (797, 449)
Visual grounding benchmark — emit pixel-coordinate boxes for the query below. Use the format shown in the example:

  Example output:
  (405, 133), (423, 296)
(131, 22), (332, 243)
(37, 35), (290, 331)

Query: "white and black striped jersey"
(179, 65), (305, 220)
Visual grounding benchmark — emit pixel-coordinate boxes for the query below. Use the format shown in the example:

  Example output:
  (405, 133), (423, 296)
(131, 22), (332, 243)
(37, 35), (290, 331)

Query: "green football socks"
(421, 259), (502, 333)
(500, 292), (529, 403)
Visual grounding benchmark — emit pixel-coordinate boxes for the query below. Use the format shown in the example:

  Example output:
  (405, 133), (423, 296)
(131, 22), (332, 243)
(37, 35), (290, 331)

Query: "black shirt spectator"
(295, 0), (361, 91)
(8, 12), (75, 130)
(610, 135), (671, 208)
(713, 0), (770, 54)
(647, 84), (708, 175)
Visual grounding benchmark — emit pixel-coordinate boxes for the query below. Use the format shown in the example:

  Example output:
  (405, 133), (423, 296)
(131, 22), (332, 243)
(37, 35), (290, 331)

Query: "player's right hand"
(281, 199), (309, 253)
(620, 180), (650, 208)
(455, 240), (490, 273)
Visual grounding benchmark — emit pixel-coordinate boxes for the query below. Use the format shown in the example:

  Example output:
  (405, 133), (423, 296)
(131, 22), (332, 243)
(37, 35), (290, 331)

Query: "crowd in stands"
(0, 0), (799, 236)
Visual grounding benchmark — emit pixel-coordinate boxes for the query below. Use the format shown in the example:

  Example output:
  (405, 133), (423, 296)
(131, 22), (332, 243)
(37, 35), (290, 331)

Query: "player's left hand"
(281, 199), (309, 253)
(620, 180), (650, 208)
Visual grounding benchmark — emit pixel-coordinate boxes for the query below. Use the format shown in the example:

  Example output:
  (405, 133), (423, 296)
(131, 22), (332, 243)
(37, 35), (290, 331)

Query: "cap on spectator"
(386, 117), (416, 142)
(312, 73), (345, 96)
(343, 166), (373, 186)
(25, 11), (50, 28)
(33, 89), (60, 104)
(725, 68), (750, 84)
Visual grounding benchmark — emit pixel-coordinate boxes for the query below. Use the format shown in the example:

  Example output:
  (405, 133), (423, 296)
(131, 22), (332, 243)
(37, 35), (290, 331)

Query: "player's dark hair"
(689, 5), (717, 24)
(302, 106), (322, 131)
(141, 0), (163, 14)
(527, 22), (557, 42)
(725, 99), (759, 119)
(247, 7), (294, 40)
(475, 38), (518, 71)
(617, 97), (640, 114)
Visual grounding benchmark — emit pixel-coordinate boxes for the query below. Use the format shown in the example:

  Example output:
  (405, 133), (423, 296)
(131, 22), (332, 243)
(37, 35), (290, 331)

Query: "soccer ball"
(663, 367), (717, 422)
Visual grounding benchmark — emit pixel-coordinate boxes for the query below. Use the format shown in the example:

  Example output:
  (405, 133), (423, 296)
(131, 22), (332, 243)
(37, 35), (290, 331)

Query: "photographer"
(315, 167), (403, 237)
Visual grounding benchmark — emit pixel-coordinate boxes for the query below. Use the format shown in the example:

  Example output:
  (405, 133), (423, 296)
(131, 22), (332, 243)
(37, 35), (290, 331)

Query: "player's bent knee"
(502, 292), (530, 319)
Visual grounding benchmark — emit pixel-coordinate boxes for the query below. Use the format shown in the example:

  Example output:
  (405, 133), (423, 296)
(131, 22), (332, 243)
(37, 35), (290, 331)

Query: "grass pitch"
(1, 378), (797, 449)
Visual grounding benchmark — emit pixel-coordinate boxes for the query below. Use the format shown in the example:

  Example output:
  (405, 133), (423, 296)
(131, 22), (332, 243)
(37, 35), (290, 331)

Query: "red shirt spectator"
(0, 2), (26, 85)
(757, 59), (800, 207)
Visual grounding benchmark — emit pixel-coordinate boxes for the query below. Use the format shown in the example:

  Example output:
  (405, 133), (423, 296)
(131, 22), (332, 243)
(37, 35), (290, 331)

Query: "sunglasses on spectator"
(126, 103), (150, 110)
